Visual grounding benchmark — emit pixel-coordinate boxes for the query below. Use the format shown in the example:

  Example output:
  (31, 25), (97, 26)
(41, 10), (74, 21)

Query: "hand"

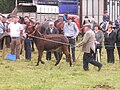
(95, 41), (100, 44)
(76, 42), (82, 47)
(71, 36), (76, 39)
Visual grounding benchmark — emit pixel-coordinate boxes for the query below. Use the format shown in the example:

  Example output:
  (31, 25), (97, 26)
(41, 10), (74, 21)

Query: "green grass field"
(0, 45), (120, 90)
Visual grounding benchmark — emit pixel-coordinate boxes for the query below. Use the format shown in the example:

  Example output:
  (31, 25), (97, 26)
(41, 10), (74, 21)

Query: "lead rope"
(31, 35), (71, 46)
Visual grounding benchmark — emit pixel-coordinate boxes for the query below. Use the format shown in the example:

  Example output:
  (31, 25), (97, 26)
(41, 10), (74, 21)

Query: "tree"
(0, 0), (15, 13)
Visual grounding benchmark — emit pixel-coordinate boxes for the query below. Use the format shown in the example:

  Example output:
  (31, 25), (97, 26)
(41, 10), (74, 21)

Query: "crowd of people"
(0, 14), (35, 60)
(0, 10), (120, 72)
(61, 11), (120, 71)
(77, 10), (120, 71)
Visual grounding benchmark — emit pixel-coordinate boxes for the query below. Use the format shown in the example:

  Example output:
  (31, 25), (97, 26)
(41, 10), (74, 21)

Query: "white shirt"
(0, 21), (4, 33)
(63, 22), (79, 38)
(8, 22), (23, 37)
(50, 28), (53, 33)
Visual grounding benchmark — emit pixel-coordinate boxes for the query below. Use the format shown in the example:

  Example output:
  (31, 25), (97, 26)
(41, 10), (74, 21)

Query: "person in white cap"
(45, 21), (59, 61)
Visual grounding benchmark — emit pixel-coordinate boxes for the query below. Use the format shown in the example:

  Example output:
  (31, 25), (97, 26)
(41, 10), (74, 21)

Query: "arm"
(98, 31), (104, 44)
(73, 23), (80, 38)
(113, 32), (117, 43)
(19, 24), (24, 36)
(56, 28), (59, 34)
(76, 32), (90, 47)
(8, 24), (10, 32)
(115, 20), (119, 26)
(63, 15), (67, 21)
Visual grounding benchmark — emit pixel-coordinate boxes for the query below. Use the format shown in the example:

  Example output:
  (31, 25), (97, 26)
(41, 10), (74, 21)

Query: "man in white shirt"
(8, 16), (23, 59)
(63, 18), (79, 62)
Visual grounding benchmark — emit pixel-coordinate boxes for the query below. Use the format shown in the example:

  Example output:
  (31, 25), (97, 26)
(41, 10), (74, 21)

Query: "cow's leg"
(63, 46), (72, 66)
(36, 50), (44, 66)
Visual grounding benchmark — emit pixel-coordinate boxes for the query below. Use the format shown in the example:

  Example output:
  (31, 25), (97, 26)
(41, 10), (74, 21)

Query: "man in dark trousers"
(76, 24), (102, 71)
(45, 21), (59, 61)
(104, 25), (116, 64)
(116, 24), (120, 62)
(63, 18), (79, 62)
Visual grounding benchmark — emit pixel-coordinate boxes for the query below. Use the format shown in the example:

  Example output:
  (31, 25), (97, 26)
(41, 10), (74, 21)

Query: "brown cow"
(26, 23), (72, 66)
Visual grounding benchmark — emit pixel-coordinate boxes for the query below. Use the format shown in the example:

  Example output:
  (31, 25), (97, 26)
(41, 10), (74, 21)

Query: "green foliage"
(0, 0), (15, 13)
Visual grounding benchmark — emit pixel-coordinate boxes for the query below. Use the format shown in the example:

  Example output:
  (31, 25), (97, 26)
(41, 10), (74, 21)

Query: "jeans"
(66, 37), (75, 62)
(24, 38), (31, 60)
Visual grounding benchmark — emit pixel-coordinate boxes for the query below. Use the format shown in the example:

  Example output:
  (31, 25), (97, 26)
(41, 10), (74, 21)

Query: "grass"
(0, 44), (120, 90)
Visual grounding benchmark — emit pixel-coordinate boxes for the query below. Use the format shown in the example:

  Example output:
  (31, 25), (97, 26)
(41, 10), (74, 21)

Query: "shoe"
(84, 69), (89, 71)
(98, 65), (102, 72)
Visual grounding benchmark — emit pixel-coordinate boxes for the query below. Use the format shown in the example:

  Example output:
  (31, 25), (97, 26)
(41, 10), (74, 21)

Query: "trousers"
(83, 49), (102, 71)
(24, 38), (31, 60)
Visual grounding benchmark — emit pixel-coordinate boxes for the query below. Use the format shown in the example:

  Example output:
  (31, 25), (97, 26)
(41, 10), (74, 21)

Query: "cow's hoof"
(36, 64), (39, 66)
(70, 63), (72, 67)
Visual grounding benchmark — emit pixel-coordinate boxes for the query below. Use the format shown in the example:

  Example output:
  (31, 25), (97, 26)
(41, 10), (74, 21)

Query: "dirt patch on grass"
(93, 84), (115, 89)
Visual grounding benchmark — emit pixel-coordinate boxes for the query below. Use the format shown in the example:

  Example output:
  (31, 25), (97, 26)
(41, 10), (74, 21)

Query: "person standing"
(4, 15), (12, 48)
(82, 16), (90, 26)
(82, 16), (90, 36)
(115, 15), (120, 30)
(24, 16), (34, 60)
(0, 15), (4, 50)
(93, 24), (104, 61)
(76, 24), (102, 71)
(8, 16), (23, 59)
(63, 18), (79, 62)
(45, 21), (59, 61)
(104, 25), (116, 63)
(90, 17), (97, 31)
(103, 10), (110, 22)
(63, 12), (69, 22)
(116, 24), (120, 62)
